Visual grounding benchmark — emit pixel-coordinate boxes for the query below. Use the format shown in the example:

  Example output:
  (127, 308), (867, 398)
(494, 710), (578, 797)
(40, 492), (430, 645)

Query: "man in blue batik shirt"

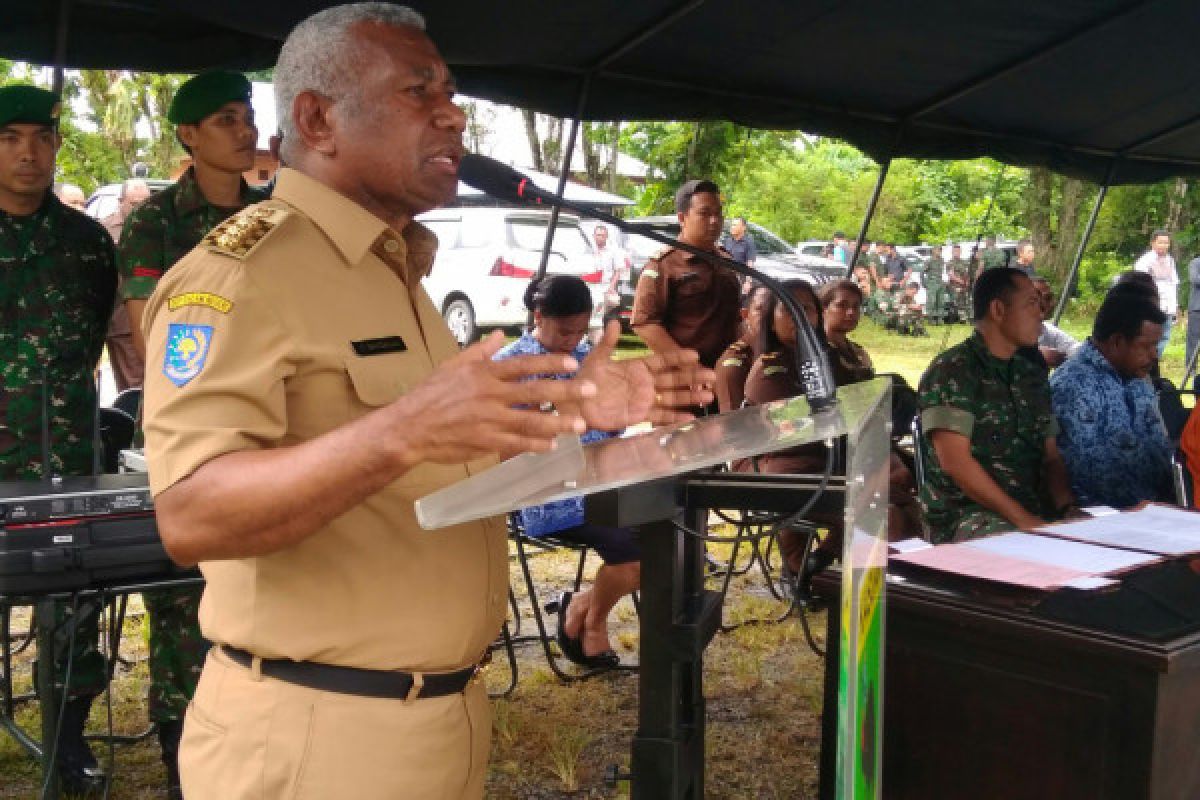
(1050, 291), (1172, 508)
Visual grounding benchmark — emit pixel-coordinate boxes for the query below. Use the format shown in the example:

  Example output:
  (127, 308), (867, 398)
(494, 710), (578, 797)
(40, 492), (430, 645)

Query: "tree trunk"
(1053, 176), (1088, 283)
(1025, 166), (1055, 272)
(1166, 177), (1189, 232)
(521, 109), (544, 172)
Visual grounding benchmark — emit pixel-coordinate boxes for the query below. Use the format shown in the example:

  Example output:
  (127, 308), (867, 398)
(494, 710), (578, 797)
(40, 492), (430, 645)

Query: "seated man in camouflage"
(917, 268), (1080, 542)
(894, 282), (927, 336)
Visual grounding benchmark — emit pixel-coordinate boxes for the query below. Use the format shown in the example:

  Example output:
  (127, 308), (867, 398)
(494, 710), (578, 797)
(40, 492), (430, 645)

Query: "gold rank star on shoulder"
(203, 206), (290, 260)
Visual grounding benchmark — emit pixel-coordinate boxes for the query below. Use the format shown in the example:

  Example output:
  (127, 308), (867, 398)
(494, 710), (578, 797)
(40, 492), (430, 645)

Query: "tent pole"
(51, 0), (72, 94)
(1053, 160), (1117, 324)
(847, 157), (892, 277)
(527, 75), (592, 327)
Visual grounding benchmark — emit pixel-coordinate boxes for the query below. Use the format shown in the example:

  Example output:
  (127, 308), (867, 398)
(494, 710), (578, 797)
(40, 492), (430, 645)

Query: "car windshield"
(746, 226), (794, 256)
(508, 218), (591, 256)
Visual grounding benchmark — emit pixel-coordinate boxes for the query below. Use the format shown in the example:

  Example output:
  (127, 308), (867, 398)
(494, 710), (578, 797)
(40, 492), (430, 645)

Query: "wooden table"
(818, 567), (1200, 799)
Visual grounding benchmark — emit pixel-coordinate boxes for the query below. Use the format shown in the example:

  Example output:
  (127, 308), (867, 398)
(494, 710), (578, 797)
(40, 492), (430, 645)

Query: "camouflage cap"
(674, 178), (720, 213)
(0, 84), (61, 128)
(168, 71), (252, 125)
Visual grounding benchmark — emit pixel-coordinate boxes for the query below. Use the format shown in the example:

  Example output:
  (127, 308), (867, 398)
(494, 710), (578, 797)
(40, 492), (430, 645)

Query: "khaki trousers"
(179, 647), (490, 799)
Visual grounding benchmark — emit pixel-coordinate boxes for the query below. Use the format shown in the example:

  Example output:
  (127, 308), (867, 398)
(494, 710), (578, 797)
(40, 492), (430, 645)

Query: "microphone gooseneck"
(457, 154), (837, 410)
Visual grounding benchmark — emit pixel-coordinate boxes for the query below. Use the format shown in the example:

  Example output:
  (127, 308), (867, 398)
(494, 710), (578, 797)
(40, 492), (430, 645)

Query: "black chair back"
(98, 407), (136, 473)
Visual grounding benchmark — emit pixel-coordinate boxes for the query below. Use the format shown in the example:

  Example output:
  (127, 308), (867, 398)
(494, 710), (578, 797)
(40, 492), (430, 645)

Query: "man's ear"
(988, 296), (1008, 324)
(176, 124), (198, 150)
(292, 90), (337, 157)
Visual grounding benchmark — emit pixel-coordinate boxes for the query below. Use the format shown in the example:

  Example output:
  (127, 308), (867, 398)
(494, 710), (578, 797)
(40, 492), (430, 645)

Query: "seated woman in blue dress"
(494, 275), (640, 669)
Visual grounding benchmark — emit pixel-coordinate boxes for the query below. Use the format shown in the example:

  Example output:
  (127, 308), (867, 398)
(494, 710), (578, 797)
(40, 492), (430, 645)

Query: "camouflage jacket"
(0, 193), (116, 479)
(119, 167), (265, 300)
(946, 257), (970, 283)
(925, 255), (945, 288)
(979, 246), (1007, 270)
(917, 331), (1059, 542)
(856, 251), (881, 272)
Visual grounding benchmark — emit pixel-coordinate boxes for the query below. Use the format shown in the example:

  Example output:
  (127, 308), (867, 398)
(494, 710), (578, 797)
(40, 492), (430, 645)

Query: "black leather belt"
(221, 646), (482, 700)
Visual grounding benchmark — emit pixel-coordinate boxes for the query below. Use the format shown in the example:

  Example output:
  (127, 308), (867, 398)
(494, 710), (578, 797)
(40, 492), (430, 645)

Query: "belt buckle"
(471, 649), (493, 683)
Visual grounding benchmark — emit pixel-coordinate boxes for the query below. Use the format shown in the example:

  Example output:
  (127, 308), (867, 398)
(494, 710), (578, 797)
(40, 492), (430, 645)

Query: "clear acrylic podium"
(418, 377), (892, 800)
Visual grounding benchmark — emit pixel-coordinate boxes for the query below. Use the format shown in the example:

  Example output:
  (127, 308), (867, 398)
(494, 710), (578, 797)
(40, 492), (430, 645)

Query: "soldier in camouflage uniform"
(945, 244), (972, 320)
(894, 282), (927, 336)
(116, 70), (263, 799)
(917, 267), (1079, 543)
(978, 234), (1008, 273)
(0, 84), (116, 793)
(856, 241), (881, 286)
(924, 246), (951, 321)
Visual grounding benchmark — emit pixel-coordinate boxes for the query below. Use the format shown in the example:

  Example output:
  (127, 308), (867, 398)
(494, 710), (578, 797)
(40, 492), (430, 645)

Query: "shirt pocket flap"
(344, 356), (407, 408)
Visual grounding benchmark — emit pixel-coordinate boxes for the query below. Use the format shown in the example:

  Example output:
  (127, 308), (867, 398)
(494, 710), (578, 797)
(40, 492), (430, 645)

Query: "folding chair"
(509, 515), (635, 681)
(911, 415), (927, 492)
(1172, 449), (1194, 508)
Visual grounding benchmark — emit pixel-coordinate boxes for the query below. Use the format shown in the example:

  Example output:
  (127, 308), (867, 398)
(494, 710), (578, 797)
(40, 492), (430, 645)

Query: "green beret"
(0, 84), (61, 128)
(168, 71), (252, 125)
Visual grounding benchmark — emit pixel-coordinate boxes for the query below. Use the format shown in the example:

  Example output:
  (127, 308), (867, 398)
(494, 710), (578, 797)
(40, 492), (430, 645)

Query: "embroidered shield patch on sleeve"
(164, 323), (214, 387)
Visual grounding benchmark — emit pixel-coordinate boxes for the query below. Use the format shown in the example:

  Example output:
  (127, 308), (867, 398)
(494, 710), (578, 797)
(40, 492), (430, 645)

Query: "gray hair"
(275, 3), (425, 161)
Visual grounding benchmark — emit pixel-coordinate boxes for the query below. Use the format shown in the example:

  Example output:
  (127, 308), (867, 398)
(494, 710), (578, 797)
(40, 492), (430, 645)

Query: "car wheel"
(443, 298), (477, 346)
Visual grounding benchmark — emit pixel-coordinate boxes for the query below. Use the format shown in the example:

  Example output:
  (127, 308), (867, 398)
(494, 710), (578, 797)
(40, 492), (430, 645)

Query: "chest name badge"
(164, 324), (214, 387)
(352, 336), (408, 356)
(168, 292), (233, 314)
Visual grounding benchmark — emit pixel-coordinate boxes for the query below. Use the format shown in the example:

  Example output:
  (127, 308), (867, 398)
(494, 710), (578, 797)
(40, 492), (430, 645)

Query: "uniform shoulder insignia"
(203, 204), (291, 260)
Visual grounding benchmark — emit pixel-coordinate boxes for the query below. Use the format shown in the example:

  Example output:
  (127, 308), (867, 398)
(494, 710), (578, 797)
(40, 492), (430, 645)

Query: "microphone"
(457, 154), (837, 410)
(457, 154), (557, 207)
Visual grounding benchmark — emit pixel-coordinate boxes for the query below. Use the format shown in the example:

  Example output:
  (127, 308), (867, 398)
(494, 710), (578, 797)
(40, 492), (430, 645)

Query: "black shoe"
(548, 592), (619, 670)
(158, 719), (184, 800)
(56, 695), (106, 795)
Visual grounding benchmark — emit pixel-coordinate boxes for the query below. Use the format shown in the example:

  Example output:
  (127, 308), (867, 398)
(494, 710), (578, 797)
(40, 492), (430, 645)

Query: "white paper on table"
(1037, 521), (1200, 556)
(964, 532), (1161, 575)
(889, 542), (1091, 590)
(1061, 576), (1121, 590)
(1081, 505), (1119, 517)
(1035, 505), (1200, 555)
(888, 538), (933, 554)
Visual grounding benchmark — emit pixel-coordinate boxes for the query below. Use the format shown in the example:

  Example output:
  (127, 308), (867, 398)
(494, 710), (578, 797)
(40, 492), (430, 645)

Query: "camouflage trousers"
(143, 586), (209, 723)
(31, 599), (108, 700)
(951, 509), (1016, 541)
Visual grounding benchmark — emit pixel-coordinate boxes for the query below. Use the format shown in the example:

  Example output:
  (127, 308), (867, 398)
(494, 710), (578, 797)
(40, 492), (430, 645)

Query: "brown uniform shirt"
(740, 348), (828, 475)
(827, 337), (874, 387)
(631, 246), (741, 368)
(714, 338), (753, 413)
(142, 168), (507, 672)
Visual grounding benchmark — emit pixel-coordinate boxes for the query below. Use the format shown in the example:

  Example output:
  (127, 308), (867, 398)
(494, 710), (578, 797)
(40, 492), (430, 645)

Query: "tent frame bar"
(1053, 160), (1118, 324)
(532, 0), (709, 302)
(847, 158), (892, 278)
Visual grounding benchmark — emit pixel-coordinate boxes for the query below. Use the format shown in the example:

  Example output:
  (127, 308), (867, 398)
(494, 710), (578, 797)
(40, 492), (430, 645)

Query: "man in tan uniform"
(140, 5), (713, 799)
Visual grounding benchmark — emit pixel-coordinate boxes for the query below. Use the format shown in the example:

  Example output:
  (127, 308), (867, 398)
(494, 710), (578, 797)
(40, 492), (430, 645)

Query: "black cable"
(671, 444), (836, 543)
(100, 590), (115, 800)
(40, 594), (80, 800)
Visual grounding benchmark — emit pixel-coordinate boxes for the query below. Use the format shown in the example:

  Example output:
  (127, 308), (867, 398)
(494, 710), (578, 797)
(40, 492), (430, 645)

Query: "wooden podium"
(819, 569), (1200, 799)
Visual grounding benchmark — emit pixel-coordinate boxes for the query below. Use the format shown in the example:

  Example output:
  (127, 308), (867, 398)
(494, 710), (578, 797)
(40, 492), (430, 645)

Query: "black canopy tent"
(8, 0), (1200, 324)
(8, 0), (1200, 185)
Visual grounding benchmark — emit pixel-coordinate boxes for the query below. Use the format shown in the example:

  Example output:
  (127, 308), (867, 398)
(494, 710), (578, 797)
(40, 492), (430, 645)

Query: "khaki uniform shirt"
(142, 168), (507, 671)
(631, 246), (741, 368)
